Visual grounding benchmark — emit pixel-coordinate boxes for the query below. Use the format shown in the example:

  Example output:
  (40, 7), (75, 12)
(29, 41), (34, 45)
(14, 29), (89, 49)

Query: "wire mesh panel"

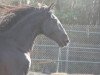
(30, 25), (100, 75)
(0, 0), (100, 75)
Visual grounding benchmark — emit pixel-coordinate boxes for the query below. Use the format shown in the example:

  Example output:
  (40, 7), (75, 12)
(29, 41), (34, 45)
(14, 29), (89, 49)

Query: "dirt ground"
(28, 72), (94, 75)
(28, 72), (48, 75)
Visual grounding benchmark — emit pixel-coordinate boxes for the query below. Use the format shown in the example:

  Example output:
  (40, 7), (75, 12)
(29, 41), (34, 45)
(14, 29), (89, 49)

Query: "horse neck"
(2, 14), (41, 52)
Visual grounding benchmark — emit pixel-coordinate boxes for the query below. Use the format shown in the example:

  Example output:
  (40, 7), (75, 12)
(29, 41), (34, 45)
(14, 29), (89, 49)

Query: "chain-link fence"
(30, 25), (100, 75)
(0, 0), (100, 75)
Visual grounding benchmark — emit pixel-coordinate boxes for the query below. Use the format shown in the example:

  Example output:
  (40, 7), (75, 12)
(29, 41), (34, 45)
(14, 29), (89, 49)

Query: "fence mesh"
(0, 0), (100, 74)
(30, 25), (100, 75)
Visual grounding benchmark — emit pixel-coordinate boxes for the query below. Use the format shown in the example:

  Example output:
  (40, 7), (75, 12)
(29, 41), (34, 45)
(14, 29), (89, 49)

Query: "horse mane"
(0, 5), (33, 13)
(0, 5), (35, 32)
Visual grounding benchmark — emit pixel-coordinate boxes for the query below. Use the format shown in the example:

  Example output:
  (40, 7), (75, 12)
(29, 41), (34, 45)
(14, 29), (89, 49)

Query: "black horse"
(0, 4), (69, 75)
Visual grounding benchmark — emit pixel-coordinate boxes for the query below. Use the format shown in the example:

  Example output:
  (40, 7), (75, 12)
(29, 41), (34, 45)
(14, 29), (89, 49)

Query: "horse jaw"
(56, 34), (69, 47)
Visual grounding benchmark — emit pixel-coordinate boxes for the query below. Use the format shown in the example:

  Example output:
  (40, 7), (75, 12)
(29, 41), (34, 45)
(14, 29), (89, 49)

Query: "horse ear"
(47, 3), (55, 11)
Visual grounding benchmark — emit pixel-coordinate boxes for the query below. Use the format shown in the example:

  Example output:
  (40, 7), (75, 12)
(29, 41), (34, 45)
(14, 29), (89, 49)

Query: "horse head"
(41, 4), (69, 47)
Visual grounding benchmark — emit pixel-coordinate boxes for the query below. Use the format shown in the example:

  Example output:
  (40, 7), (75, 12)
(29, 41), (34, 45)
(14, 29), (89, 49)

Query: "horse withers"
(0, 4), (69, 75)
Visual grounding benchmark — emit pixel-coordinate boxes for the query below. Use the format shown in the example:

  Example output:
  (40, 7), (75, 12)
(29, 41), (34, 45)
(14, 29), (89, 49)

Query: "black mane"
(0, 6), (36, 32)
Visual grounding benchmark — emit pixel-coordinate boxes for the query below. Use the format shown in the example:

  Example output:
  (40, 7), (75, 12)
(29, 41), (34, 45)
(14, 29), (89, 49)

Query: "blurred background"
(0, 0), (100, 75)
(0, 0), (100, 25)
